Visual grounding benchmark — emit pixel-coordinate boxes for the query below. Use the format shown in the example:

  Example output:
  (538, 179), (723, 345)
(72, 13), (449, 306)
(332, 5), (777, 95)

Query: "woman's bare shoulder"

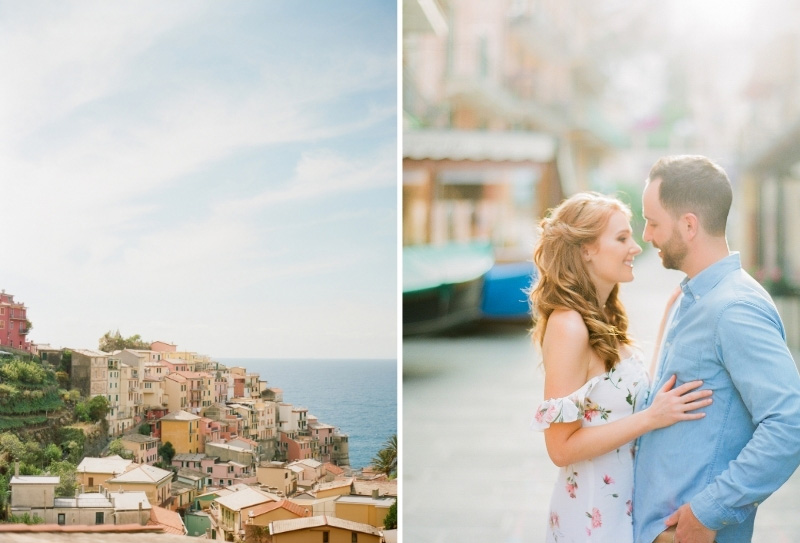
(545, 308), (589, 341)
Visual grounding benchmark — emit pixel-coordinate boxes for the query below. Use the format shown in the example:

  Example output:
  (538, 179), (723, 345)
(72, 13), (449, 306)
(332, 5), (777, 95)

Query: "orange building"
(160, 410), (202, 454)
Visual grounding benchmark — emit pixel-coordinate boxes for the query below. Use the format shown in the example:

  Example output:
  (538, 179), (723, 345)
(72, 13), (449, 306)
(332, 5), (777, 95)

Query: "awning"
(403, 129), (557, 163)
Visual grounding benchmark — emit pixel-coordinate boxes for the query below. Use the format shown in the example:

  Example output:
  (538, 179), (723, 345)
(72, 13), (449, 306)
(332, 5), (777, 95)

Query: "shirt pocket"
(663, 342), (703, 383)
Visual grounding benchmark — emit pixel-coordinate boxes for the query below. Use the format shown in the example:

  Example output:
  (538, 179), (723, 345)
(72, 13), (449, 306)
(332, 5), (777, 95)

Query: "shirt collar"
(680, 252), (741, 300)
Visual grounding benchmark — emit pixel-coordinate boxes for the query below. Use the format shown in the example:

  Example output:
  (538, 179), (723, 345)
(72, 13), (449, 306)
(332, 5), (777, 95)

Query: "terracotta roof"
(317, 477), (353, 492)
(148, 506), (187, 535)
(248, 499), (311, 519)
(353, 478), (398, 498)
(323, 463), (344, 476)
(0, 524), (163, 534)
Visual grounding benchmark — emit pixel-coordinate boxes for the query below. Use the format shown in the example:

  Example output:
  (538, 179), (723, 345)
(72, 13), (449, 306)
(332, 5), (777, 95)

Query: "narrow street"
(403, 248), (800, 542)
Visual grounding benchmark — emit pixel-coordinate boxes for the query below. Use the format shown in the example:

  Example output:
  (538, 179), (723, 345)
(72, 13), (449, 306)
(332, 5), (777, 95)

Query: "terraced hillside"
(0, 358), (65, 430)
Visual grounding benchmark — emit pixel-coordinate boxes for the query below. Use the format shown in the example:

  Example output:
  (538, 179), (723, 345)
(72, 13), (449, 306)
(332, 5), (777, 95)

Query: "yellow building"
(269, 516), (382, 543)
(120, 434), (159, 465)
(105, 464), (173, 508)
(76, 455), (134, 492)
(213, 485), (279, 541)
(315, 478), (354, 500)
(164, 373), (189, 414)
(160, 409), (201, 454)
(256, 462), (298, 497)
(335, 495), (396, 529)
(247, 499), (310, 526)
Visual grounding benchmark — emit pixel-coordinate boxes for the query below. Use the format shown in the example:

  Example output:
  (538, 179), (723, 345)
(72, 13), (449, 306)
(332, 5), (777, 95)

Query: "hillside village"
(0, 292), (397, 541)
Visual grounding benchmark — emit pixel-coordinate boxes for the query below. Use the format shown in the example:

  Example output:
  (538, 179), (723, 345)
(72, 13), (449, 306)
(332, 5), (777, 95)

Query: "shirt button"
(695, 295), (700, 300)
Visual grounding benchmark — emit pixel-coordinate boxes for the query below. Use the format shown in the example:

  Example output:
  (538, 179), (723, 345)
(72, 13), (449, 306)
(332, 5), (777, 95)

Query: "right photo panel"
(402, 1), (800, 542)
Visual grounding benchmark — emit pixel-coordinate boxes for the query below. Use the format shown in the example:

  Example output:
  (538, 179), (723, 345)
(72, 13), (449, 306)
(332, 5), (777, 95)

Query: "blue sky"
(0, 1), (398, 359)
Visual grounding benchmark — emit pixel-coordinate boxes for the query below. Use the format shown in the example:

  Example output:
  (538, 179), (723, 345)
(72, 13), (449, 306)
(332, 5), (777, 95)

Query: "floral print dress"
(532, 355), (649, 543)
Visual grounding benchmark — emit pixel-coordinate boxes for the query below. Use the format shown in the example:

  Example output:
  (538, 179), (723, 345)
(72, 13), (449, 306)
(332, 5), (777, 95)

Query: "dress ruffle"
(531, 375), (602, 430)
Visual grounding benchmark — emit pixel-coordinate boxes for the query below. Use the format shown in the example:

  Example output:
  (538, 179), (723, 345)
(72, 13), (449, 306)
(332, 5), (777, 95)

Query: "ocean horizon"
(218, 357), (397, 470)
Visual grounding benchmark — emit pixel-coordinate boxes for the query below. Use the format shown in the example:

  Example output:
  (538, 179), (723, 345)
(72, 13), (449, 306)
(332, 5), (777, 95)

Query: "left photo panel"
(0, 1), (398, 541)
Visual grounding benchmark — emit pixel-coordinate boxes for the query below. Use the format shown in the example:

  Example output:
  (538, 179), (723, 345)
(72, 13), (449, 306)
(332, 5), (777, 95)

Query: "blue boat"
(480, 260), (538, 321)
(403, 242), (494, 335)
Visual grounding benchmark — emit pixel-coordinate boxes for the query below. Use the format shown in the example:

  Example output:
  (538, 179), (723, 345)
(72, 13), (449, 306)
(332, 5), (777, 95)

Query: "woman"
(530, 192), (712, 542)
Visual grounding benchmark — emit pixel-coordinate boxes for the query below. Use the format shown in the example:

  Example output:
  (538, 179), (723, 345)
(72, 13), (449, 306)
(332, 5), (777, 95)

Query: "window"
(96, 512), (104, 524)
(323, 532), (329, 543)
(89, 477), (94, 487)
(58, 513), (65, 525)
(351, 532), (358, 543)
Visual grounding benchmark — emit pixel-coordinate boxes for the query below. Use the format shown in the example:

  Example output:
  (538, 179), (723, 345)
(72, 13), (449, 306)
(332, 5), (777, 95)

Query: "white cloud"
(0, 2), (397, 359)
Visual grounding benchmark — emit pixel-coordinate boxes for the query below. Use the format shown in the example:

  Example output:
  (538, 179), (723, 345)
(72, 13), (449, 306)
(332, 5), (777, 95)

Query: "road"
(402, 248), (800, 542)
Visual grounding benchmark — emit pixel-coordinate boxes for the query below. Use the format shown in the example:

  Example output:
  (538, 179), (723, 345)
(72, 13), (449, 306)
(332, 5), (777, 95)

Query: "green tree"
(98, 330), (150, 352)
(0, 433), (26, 462)
(74, 401), (90, 422)
(383, 501), (397, 529)
(48, 460), (77, 497)
(64, 440), (82, 464)
(87, 395), (109, 422)
(138, 423), (151, 436)
(108, 439), (133, 460)
(43, 443), (62, 466)
(370, 434), (397, 478)
(158, 441), (176, 465)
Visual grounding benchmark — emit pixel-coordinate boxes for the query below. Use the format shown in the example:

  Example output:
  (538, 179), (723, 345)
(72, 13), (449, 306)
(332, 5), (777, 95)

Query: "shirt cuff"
(690, 489), (756, 530)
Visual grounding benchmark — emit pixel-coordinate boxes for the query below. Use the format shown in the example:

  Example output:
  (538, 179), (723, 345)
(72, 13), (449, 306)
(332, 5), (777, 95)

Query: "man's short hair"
(648, 155), (732, 236)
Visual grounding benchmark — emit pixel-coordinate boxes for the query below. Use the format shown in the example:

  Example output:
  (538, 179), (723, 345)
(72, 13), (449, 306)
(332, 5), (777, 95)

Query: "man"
(633, 155), (800, 543)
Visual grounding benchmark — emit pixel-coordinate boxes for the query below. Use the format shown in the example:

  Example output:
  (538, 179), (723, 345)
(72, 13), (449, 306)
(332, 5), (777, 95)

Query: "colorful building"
(105, 464), (173, 508)
(160, 410), (202, 454)
(0, 291), (30, 351)
(120, 434), (160, 465)
(76, 456), (134, 492)
(268, 516), (382, 543)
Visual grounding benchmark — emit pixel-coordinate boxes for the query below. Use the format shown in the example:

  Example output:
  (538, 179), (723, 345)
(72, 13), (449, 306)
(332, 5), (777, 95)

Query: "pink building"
(0, 291), (30, 351)
(199, 456), (256, 487)
(280, 433), (314, 462)
(309, 417), (336, 463)
(213, 374), (228, 404)
(198, 417), (221, 451)
(150, 341), (177, 353)
(233, 375), (245, 398)
(145, 407), (169, 438)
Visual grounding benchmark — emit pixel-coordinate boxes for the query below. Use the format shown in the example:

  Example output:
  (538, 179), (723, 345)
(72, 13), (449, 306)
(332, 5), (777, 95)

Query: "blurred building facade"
(402, 0), (636, 259)
(737, 4), (800, 350)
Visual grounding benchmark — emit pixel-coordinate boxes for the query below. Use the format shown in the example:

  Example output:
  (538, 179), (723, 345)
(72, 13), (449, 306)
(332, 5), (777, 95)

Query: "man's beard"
(658, 227), (688, 271)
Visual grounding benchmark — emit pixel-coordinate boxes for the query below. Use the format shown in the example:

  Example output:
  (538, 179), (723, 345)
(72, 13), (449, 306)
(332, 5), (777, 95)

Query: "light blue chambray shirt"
(633, 253), (800, 543)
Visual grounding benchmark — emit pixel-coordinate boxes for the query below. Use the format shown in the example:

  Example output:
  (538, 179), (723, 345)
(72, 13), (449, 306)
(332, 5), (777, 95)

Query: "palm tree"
(370, 434), (397, 477)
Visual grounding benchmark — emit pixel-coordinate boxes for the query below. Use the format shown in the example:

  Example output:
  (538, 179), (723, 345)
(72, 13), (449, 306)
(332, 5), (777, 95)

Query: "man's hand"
(665, 504), (717, 543)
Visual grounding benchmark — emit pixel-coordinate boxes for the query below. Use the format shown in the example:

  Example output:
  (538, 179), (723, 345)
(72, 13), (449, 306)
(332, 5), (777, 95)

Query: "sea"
(218, 358), (397, 470)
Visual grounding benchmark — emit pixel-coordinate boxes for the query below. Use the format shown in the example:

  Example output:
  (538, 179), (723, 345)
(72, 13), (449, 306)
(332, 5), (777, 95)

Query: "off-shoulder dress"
(532, 355), (650, 543)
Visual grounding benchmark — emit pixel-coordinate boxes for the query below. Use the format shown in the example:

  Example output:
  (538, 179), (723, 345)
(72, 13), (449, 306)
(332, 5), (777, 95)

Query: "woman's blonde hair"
(530, 192), (633, 371)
